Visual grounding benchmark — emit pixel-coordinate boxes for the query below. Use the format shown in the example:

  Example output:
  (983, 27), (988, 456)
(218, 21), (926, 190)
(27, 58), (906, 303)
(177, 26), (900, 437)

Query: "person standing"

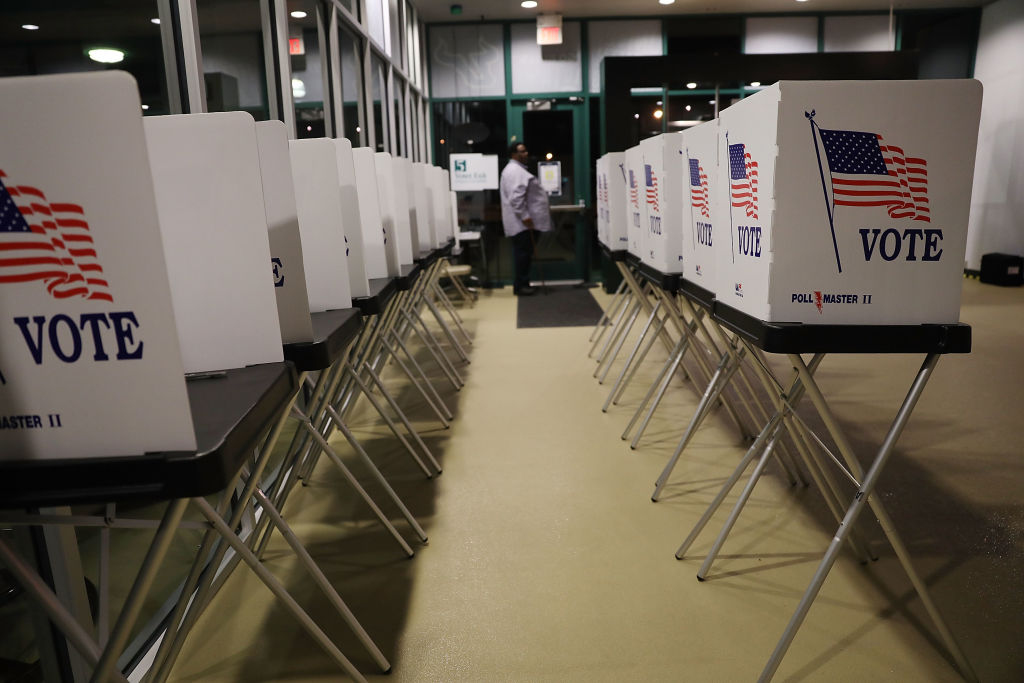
(499, 141), (552, 296)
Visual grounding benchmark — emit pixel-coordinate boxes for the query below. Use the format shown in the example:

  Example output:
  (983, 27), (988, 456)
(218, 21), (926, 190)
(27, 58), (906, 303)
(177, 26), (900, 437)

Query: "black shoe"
(515, 285), (537, 296)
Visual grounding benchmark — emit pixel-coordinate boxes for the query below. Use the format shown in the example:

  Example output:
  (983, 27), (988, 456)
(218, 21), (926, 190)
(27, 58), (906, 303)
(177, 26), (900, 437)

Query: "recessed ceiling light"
(356, 126), (362, 133)
(659, 0), (676, 5)
(796, 0), (809, 3)
(750, 81), (761, 87)
(141, 104), (150, 110)
(656, 100), (663, 106)
(22, 24), (40, 31)
(708, 99), (716, 104)
(686, 82), (697, 89)
(291, 10), (308, 18)
(634, 113), (640, 119)
(545, 152), (553, 160)
(521, 1), (538, 8)
(88, 48), (125, 64)
(291, 78), (306, 98)
(653, 109), (664, 119)
(685, 105), (692, 112)
(151, 18), (160, 25)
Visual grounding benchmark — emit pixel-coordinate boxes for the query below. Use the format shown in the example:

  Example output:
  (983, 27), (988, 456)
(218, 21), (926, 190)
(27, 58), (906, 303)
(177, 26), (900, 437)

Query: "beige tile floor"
(166, 278), (1024, 683)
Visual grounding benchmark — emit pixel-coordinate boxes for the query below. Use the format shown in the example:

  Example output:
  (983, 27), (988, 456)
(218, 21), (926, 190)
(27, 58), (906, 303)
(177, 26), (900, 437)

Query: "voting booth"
(0, 71), (196, 460)
(623, 145), (645, 258)
(288, 138), (354, 312)
(412, 163), (435, 255)
(255, 121), (315, 344)
(330, 138), (370, 298)
(390, 158), (416, 265)
(639, 132), (684, 275)
(680, 120), (719, 297)
(598, 152), (626, 253)
(374, 152), (403, 276)
(352, 147), (389, 280)
(716, 79), (983, 325)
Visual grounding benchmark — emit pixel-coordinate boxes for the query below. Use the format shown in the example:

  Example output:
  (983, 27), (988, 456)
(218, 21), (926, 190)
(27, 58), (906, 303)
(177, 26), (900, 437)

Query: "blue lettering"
(49, 314), (83, 363)
(923, 229), (944, 261)
(697, 221), (713, 247)
(880, 229), (901, 261)
(109, 312), (144, 360)
(13, 316), (46, 365)
(79, 313), (111, 361)
(736, 225), (762, 258)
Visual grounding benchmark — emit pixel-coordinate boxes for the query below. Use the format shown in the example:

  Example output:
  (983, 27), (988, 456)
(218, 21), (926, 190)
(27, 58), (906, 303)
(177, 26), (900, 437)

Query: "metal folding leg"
(589, 279), (628, 348)
(758, 353), (977, 683)
(602, 299), (664, 412)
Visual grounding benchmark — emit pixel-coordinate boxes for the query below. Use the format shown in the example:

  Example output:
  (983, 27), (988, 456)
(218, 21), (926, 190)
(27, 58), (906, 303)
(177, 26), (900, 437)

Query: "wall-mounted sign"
(289, 37), (305, 56)
(449, 153), (498, 191)
(538, 160), (562, 196)
(537, 14), (563, 46)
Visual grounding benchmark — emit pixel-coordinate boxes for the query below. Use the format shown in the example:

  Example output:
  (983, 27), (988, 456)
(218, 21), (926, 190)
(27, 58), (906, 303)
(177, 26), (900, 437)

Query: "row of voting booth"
(593, 80), (983, 681)
(0, 71), (471, 683)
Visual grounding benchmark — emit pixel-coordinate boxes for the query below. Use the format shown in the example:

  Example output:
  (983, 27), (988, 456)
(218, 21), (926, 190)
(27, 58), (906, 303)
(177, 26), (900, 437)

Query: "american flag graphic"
(689, 158), (710, 218)
(0, 170), (113, 302)
(729, 143), (758, 220)
(644, 164), (659, 213)
(629, 169), (639, 209)
(818, 128), (929, 222)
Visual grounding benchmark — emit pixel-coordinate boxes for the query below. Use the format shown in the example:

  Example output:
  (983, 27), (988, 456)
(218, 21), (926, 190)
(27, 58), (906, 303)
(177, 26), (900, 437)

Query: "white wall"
(588, 20), (662, 93)
(966, 0), (1024, 268)
(744, 17), (817, 54)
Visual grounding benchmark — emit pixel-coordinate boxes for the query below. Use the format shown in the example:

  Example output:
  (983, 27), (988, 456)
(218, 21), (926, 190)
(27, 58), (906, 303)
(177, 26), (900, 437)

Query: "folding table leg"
(88, 498), (188, 683)
(362, 362), (443, 475)
(592, 286), (633, 362)
(389, 329), (454, 420)
(621, 334), (688, 444)
(611, 312), (667, 408)
(761, 353), (977, 683)
(292, 407), (416, 557)
(378, 333), (451, 428)
(250, 488), (392, 672)
(597, 300), (642, 384)
(191, 498), (369, 683)
(589, 279), (627, 347)
(0, 540), (131, 683)
(602, 299), (663, 412)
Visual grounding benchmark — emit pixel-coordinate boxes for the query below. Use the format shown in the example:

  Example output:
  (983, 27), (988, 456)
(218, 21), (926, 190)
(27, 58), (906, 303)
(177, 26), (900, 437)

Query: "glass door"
(509, 99), (591, 283)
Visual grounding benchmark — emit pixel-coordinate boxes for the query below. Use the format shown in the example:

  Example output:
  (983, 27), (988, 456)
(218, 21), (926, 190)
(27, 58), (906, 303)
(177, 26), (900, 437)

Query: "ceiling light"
(88, 48), (125, 64)
(656, 100), (663, 106)
(686, 82), (697, 89)
(708, 99), (716, 104)
(653, 109), (664, 119)
(291, 78), (306, 98)
(659, 0), (676, 4)
(750, 81), (761, 87)
(796, 0), (809, 2)
(685, 105), (692, 112)
(22, 24), (40, 31)
(521, 1), (538, 8)
(306, 125), (313, 132)
(151, 18), (160, 25)
(634, 113), (640, 119)
(545, 152), (553, 160)
(141, 104), (150, 110)
(290, 10), (308, 18)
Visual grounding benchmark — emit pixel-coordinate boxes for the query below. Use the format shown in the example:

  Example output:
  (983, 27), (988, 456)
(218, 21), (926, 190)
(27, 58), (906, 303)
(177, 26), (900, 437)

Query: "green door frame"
(508, 98), (592, 283)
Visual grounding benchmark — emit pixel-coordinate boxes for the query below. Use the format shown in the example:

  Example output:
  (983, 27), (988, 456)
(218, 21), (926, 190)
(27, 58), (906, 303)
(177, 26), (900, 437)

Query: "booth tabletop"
(636, 261), (681, 293)
(599, 245), (630, 263)
(354, 277), (398, 316)
(396, 262), (422, 291)
(678, 279), (715, 310)
(0, 362), (299, 508)
(713, 302), (972, 355)
(283, 309), (362, 371)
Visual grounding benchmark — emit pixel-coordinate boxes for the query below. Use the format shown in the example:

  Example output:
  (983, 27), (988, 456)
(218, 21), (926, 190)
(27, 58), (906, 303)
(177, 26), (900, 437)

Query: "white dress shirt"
(499, 159), (552, 237)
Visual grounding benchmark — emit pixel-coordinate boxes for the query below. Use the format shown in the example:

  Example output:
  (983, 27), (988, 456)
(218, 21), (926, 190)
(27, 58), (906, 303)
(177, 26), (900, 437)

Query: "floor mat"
(516, 284), (604, 328)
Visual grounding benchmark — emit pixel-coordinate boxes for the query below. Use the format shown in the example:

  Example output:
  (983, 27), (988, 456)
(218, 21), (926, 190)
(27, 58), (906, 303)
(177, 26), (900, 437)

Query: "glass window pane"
(0, 0), (170, 114)
(393, 78), (406, 157)
(338, 25), (363, 144)
(368, 0), (388, 53)
(371, 54), (389, 151)
(289, 0), (324, 138)
(197, 0), (268, 119)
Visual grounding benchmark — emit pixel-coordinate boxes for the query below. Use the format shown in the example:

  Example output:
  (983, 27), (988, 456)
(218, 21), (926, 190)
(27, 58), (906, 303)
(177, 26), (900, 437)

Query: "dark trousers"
(510, 230), (534, 292)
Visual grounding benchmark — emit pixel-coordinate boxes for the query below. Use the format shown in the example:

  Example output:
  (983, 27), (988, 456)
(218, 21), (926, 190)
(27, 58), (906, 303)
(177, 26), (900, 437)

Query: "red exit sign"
(289, 37), (305, 55)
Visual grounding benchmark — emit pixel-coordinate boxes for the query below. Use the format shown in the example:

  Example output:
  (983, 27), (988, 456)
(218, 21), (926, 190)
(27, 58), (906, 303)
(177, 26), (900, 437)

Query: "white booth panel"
(624, 145), (645, 258)
(145, 112), (283, 373)
(639, 132), (684, 274)
(391, 157), (415, 265)
(374, 152), (402, 276)
(680, 120), (719, 295)
(413, 163), (436, 254)
(0, 71), (195, 459)
(605, 151), (629, 250)
(352, 147), (389, 280)
(288, 138), (353, 312)
(332, 138), (370, 298)
(255, 121), (314, 343)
